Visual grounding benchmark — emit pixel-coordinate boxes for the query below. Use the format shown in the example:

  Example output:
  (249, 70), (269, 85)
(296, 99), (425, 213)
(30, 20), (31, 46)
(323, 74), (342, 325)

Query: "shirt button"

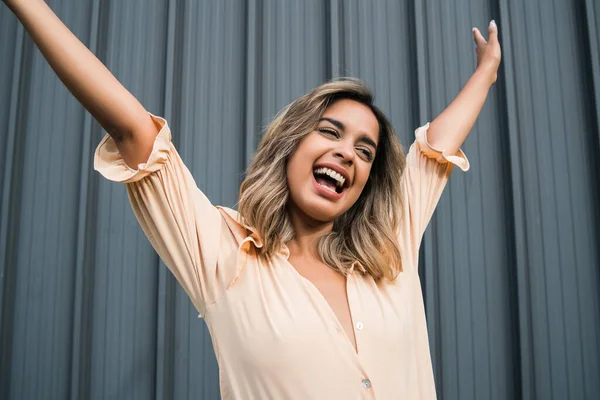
(355, 321), (364, 331)
(362, 378), (371, 389)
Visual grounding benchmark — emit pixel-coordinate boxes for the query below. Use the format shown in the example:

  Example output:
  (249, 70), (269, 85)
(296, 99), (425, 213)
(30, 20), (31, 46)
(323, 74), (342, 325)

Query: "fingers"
(472, 27), (487, 47)
(488, 20), (498, 43)
(473, 20), (499, 46)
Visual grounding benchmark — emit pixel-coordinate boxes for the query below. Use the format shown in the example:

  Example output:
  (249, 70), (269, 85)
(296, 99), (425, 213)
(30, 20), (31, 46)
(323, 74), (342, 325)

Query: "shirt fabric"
(94, 114), (469, 400)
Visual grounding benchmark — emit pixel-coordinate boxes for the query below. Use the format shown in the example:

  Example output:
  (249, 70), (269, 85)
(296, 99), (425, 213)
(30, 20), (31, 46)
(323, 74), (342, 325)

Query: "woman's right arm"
(5, 0), (157, 168)
(7, 1), (248, 314)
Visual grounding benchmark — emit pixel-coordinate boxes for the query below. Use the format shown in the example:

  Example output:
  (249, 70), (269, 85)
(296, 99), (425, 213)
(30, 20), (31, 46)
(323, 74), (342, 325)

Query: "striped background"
(1, 0), (599, 399)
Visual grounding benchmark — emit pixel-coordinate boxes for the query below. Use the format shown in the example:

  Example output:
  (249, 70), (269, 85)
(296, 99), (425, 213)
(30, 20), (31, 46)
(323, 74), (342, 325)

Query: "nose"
(334, 141), (355, 165)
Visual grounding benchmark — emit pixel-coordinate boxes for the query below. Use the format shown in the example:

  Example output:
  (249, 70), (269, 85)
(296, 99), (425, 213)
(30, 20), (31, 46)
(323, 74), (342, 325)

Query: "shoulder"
(217, 206), (264, 250)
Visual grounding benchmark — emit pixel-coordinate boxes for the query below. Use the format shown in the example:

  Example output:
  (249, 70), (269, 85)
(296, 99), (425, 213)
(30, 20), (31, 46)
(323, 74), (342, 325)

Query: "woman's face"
(286, 99), (380, 223)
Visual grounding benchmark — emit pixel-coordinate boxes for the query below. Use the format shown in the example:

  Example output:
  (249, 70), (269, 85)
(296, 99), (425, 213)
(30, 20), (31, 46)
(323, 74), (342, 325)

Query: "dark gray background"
(1, 0), (599, 399)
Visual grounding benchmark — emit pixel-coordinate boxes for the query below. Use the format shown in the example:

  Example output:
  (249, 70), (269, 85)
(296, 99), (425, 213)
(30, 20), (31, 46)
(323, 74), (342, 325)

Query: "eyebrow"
(319, 117), (345, 131)
(318, 117), (379, 150)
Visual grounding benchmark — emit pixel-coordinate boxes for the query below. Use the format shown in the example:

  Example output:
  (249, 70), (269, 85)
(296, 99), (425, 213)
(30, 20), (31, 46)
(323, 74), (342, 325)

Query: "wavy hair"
(238, 78), (406, 280)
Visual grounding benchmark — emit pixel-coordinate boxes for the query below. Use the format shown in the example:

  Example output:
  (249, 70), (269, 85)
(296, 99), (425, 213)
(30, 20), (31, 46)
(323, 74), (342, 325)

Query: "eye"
(318, 127), (340, 138)
(357, 147), (374, 161)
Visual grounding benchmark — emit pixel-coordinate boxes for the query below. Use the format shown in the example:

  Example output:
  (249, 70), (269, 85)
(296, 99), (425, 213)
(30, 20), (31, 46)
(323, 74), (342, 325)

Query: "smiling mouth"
(313, 167), (349, 194)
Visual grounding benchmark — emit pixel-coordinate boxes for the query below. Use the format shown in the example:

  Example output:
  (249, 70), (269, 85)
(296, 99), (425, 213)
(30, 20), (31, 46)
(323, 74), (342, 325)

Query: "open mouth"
(313, 167), (349, 194)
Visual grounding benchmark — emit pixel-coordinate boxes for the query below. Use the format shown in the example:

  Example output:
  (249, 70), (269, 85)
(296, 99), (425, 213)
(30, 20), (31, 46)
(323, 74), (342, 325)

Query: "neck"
(286, 204), (333, 259)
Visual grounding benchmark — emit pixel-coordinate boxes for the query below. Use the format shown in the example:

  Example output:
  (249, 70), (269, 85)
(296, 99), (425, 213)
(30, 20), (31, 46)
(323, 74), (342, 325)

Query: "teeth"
(313, 167), (346, 187)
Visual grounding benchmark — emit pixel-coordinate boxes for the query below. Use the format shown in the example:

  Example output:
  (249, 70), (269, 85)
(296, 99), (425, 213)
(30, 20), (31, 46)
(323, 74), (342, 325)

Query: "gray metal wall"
(0, 0), (598, 399)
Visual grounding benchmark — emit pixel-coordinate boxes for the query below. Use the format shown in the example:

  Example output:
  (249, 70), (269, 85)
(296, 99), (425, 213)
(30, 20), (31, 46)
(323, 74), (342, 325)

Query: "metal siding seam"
(548, 1), (580, 397)
(328, 0), (341, 79)
(211, 0), (224, 207)
(581, 2), (600, 398)
(245, 0), (260, 167)
(0, 23), (23, 329)
(497, 0), (534, 398)
(0, 20), (25, 400)
(68, 2), (101, 398)
(584, 0), (600, 153)
(275, 1), (285, 110)
(154, 1), (178, 399)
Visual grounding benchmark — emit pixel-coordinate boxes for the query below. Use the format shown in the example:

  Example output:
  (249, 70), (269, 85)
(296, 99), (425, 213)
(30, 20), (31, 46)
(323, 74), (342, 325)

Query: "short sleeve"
(94, 114), (246, 316)
(398, 123), (470, 272)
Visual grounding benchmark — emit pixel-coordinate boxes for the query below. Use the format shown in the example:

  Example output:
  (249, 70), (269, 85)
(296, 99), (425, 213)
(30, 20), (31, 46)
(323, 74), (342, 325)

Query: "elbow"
(105, 111), (156, 144)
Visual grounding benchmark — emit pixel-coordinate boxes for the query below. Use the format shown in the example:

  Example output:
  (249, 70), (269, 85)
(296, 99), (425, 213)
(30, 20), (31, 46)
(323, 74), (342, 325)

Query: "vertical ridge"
(497, 0), (532, 398)
(0, 18), (25, 400)
(69, 2), (101, 398)
(584, 0), (600, 151)
(579, 3), (600, 398)
(328, 0), (340, 79)
(245, 0), (261, 166)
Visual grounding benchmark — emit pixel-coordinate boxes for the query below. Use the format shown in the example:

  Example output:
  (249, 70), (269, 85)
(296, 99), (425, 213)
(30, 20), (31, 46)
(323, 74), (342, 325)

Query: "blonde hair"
(238, 78), (406, 280)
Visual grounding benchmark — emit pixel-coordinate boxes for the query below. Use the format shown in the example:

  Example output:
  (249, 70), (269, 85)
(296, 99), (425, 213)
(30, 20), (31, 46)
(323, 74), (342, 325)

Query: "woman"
(4, 0), (501, 398)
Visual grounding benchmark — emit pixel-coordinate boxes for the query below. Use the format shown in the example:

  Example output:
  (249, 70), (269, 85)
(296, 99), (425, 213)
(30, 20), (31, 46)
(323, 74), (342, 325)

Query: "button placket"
(346, 273), (365, 354)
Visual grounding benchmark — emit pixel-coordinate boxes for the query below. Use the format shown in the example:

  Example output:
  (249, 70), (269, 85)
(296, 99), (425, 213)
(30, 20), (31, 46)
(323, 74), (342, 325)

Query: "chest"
(204, 252), (428, 398)
(208, 254), (413, 360)
(288, 257), (358, 351)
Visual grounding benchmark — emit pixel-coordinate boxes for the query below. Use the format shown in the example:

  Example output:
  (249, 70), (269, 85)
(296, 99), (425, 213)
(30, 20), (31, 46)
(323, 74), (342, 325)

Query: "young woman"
(5, 0), (501, 398)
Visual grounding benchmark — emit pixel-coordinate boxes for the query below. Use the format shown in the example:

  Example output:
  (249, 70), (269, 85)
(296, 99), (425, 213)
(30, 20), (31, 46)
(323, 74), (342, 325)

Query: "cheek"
(285, 165), (301, 195)
(345, 181), (368, 208)
(285, 136), (321, 189)
(286, 154), (304, 185)
(285, 156), (311, 204)
(353, 166), (373, 192)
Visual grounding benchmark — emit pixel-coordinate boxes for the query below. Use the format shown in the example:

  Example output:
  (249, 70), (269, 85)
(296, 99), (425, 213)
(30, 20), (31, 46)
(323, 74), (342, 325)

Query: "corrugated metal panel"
(500, 0), (600, 398)
(413, 1), (519, 398)
(0, 1), (598, 399)
(1, 1), (95, 398)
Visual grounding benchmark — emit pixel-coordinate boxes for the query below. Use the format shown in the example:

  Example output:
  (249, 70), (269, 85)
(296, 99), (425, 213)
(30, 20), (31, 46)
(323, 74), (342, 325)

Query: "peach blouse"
(94, 114), (469, 399)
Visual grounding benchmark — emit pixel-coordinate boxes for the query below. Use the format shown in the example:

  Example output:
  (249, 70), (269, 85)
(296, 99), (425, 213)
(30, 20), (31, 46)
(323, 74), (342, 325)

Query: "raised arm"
(4, 0), (157, 167)
(427, 20), (502, 156)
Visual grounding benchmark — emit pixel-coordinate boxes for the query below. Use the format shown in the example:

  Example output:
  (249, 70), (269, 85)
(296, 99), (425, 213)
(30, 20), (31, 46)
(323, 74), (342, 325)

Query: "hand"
(473, 20), (502, 84)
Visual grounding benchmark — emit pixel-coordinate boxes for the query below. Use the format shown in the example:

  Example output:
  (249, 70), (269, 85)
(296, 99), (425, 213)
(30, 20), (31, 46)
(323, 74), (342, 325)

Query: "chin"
(305, 208), (338, 223)
(287, 181), (359, 224)
(297, 197), (351, 223)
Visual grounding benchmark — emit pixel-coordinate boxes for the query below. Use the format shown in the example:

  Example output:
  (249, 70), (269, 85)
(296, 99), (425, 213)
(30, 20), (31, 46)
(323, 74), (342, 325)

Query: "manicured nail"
(490, 20), (497, 28)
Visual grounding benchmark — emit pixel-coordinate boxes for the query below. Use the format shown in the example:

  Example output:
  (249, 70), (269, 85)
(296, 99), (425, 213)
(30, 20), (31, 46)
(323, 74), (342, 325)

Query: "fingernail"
(490, 20), (497, 28)
(472, 27), (476, 32)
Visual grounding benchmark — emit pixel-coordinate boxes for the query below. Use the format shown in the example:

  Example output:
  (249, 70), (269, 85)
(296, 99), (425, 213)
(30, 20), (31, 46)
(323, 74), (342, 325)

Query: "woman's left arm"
(427, 20), (502, 156)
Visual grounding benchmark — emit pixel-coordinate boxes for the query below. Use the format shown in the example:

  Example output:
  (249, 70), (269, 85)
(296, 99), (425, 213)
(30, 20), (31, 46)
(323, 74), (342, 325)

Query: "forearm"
(427, 67), (495, 156)
(8, 0), (153, 140)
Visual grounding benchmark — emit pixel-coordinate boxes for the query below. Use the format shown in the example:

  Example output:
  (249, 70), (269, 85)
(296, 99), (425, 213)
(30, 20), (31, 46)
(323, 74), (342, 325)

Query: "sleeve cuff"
(414, 123), (470, 172)
(93, 113), (172, 183)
